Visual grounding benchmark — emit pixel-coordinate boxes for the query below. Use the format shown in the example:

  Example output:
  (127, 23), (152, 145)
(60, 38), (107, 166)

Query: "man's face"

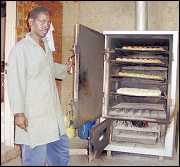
(29, 12), (51, 38)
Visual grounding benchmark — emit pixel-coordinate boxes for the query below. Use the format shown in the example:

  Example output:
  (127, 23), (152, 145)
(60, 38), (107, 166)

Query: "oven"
(72, 24), (179, 162)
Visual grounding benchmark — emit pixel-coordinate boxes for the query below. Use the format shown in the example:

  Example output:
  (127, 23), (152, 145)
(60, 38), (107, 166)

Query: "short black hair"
(29, 7), (51, 19)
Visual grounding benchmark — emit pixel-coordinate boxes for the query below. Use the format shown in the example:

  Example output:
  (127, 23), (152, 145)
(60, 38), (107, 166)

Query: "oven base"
(104, 117), (175, 157)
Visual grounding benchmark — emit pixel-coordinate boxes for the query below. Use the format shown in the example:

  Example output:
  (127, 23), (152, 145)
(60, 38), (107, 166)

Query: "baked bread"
(116, 58), (162, 63)
(121, 46), (165, 51)
(118, 71), (163, 79)
(117, 87), (161, 96)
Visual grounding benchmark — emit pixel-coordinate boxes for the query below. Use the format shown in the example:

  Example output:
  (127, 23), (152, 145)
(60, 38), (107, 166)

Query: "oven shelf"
(111, 60), (167, 67)
(110, 102), (165, 110)
(111, 92), (165, 98)
(108, 102), (167, 121)
(111, 75), (165, 82)
(108, 109), (166, 120)
(115, 48), (169, 55)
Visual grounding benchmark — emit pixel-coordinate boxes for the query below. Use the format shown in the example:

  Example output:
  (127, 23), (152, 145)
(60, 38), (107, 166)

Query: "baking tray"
(111, 60), (165, 65)
(111, 92), (163, 98)
(115, 48), (168, 53)
(111, 75), (165, 81)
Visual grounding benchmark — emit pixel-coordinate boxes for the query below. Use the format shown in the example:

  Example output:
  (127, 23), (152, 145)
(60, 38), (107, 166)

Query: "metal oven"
(72, 24), (179, 161)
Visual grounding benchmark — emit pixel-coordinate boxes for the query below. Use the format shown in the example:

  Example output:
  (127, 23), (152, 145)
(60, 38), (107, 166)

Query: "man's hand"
(14, 113), (28, 132)
(67, 57), (74, 73)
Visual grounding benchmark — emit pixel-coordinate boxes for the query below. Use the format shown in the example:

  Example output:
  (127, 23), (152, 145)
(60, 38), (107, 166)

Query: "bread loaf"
(117, 88), (161, 96)
(121, 46), (165, 51)
(118, 71), (163, 79)
(116, 58), (162, 63)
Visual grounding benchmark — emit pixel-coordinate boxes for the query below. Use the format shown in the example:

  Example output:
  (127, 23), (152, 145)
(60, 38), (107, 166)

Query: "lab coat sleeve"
(7, 47), (26, 116)
(53, 63), (68, 80)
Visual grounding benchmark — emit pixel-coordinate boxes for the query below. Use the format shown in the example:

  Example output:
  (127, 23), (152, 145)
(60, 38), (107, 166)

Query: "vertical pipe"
(136, 1), (148, 30)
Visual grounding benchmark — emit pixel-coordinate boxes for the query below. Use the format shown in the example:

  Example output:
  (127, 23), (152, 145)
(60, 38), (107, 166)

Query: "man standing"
(7, 7), (71, 166)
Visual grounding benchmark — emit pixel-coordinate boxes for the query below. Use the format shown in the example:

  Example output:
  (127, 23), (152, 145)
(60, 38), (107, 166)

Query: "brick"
(50, 10), (54, 17)
(54, 58), (59, 63)
(31, 1), (36, 6)
(54, 52), (60, 59)
(57, 59), (62, 64)
(35, 3), (39, 7)
(24, 22), (29, 29)
(24, 29), (29, 35)
(50, 1), (56, 5)
(57, 3), (63, 11)
(59, 14), (63, 22)
(53, 59), (57, 63)
(27, 1), (32, 6)
(52, 18), (57, 26)
(52, 19), (61, 28)
(57, 8), (63, 15)
(54, 16), (62, 24)
(53, 32), (61, 40)
(19, 19), (23, 27)
(54, 13), (62, 21)
(18, 5), (23, 13)
(51, 4), (57, 12)
(27, 5), (32, 13)
(24, 5), (28, 12)
(55, 1), (62, 6)
(16, 27), (22, 35)
(24, 13), (28, 20)
(37, 1), (45, 6)
(56, 46), (61, 53)
(54, 27), (62, 34)
(54, 39), (60, 46)
(44, 2), (52, 9)
(17, 37), (22, 42)
(59, 40), (62, 47)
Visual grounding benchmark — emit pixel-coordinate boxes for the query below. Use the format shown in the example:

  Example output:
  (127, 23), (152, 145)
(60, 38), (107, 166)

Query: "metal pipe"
(136, 1), (148, 30)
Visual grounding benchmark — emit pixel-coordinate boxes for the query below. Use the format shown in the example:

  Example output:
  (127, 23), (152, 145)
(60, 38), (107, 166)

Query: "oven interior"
(105, 35), (172, 122)
(104, 34), (172, 146)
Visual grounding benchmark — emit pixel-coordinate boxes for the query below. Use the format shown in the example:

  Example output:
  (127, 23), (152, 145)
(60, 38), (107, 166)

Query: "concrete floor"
(1, 137), (179, 166)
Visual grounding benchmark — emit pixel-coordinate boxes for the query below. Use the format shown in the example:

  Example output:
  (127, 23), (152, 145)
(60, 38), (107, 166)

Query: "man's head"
(29, 7), (51, 20)
(28, 7), (52, 38)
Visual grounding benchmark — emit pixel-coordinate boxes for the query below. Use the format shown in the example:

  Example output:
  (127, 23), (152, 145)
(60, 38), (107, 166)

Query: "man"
(7, 7), (71, 166)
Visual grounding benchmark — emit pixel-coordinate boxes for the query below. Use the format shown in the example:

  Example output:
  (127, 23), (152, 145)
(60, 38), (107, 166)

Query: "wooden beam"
(4, 1), (16, 147)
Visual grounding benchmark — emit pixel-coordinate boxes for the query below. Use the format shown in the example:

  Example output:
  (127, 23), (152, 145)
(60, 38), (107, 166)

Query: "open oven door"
(73, 24), (105, 128)
(89, 119), (111, 162)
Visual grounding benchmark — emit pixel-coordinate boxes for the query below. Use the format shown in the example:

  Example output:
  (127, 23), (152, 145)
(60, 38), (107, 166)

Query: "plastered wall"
(61, 1), (179, 115)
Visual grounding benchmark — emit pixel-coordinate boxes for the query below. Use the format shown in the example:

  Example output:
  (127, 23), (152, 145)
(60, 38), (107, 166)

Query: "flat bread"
(117, 88), (161, 97)
(115, 58), (162, 63)
(118, 72), (163, 79)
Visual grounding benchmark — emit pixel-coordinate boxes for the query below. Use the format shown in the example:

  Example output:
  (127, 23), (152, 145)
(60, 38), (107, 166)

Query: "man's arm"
(53, 58), (74, 79)
(7, 48), (28, 132)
